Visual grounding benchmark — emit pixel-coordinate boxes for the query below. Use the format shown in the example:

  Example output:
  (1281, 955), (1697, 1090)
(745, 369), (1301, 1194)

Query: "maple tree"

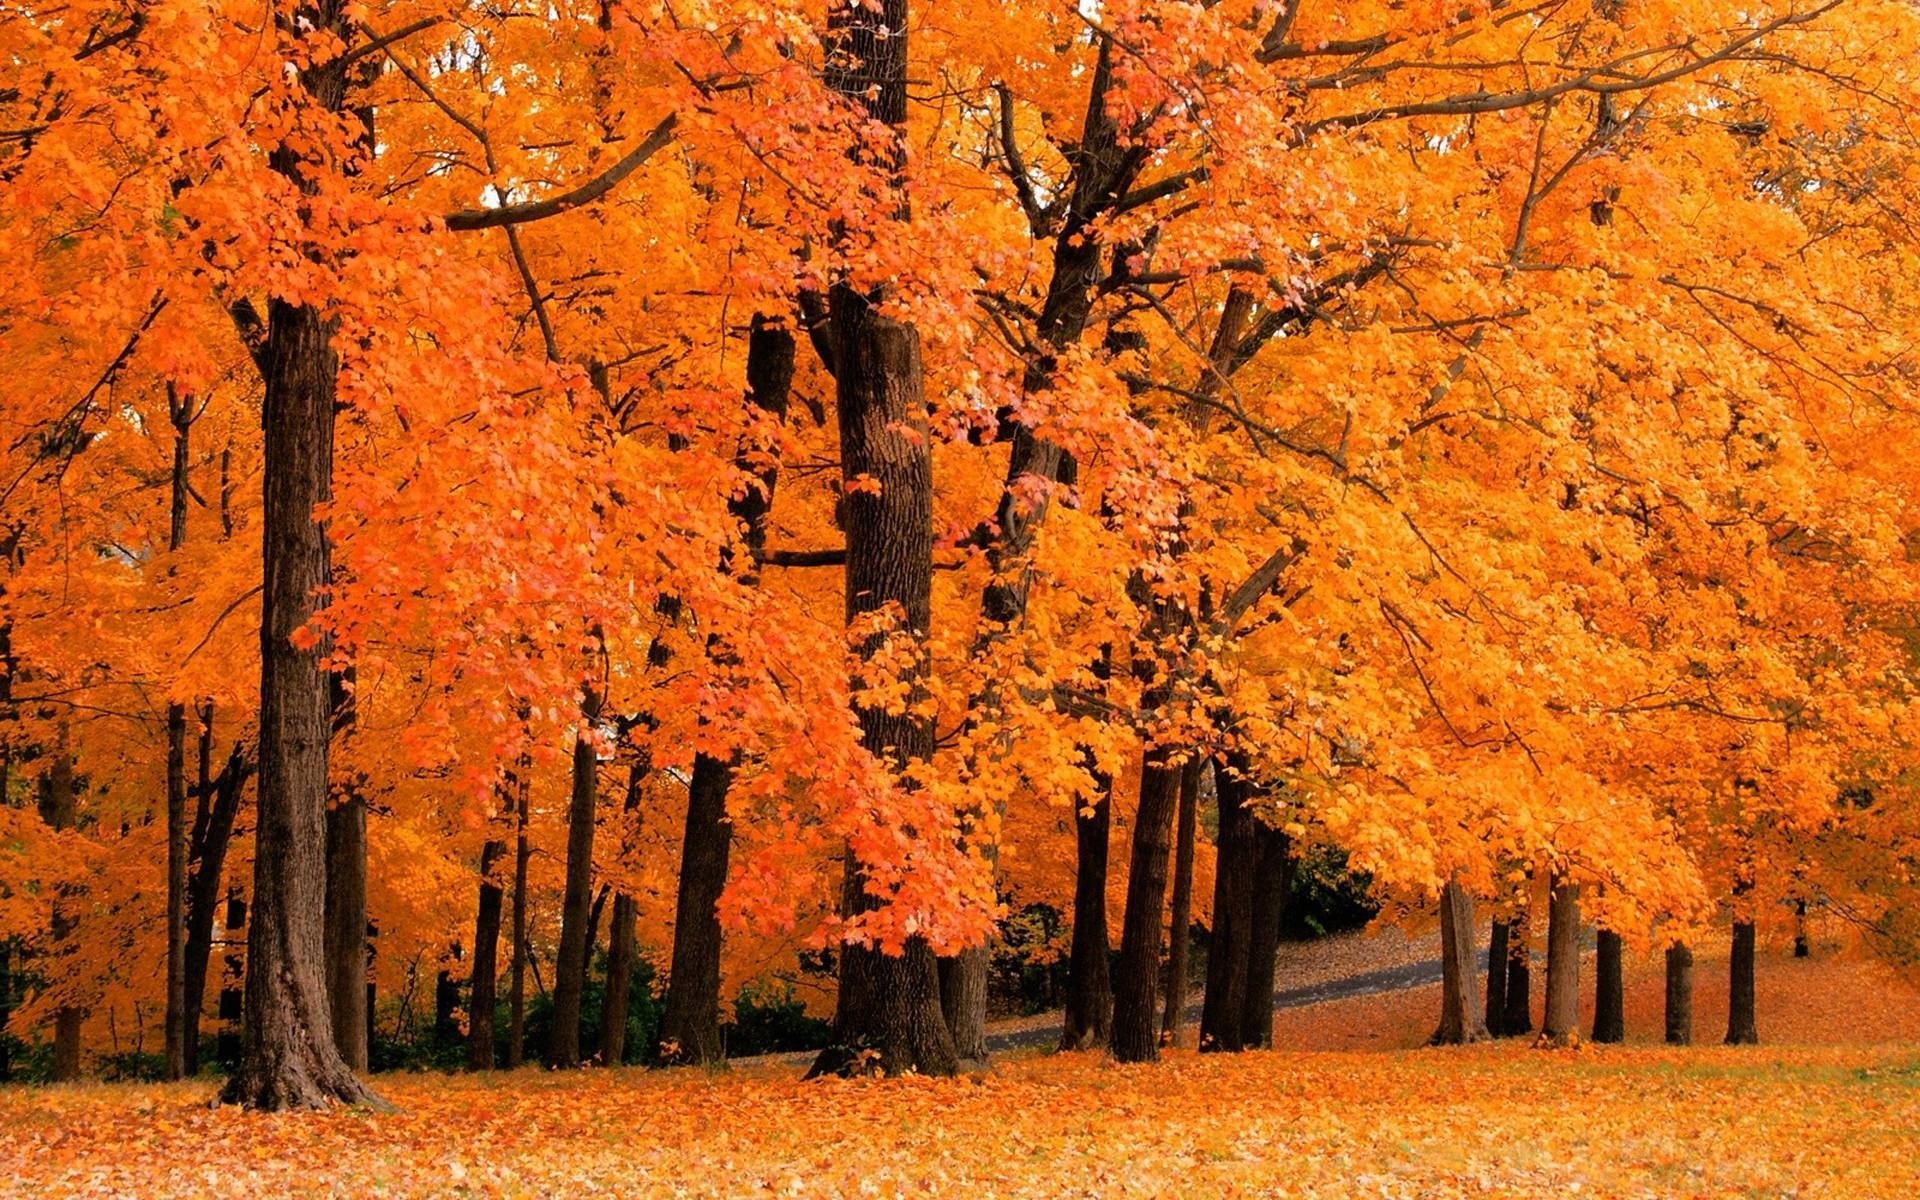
(3, 0), (1920, 1133)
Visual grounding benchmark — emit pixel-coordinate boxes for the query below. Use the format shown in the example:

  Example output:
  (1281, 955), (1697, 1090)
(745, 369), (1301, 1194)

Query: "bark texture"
(1059, 753), (1113, 1051)
(1592, 928), (1625, 1043)
(163, 385), (193, 1081)
(1502, 899), (1533, 1037)
(1484, 919), (1509, 1037)
(1200, 762), (1254, 1052)
(548, 686), (603, 1069)
(323, 780), (368, 1072)
(1664, 941), (1694, 1045)
(1540, 874), (1582, 1045)
(1239, 814), (1293, 1049)
(1432, 878), (1487, 1044)
(1160, 759), (1203, 1048)
(506, 771), (531, 1069)
(1111, 758), (1182, 1063)
(467, 838), (505, 1070)
(1726, 920), (1759, 1044)
(219, 0), (380, 1113)
(600, 891), (636, 1066)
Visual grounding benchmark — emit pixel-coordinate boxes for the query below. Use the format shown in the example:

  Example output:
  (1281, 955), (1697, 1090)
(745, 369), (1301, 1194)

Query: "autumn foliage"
(7, 0), (1920, 1148)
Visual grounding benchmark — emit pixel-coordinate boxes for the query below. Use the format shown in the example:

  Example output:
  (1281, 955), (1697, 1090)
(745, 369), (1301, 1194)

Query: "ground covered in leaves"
(7, 951), (1919, 1198)
(4, 1043), (1918, 1198)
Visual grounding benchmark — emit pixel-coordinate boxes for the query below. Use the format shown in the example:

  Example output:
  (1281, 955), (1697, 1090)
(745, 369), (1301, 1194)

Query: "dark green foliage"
(723, 981), (832, 1057)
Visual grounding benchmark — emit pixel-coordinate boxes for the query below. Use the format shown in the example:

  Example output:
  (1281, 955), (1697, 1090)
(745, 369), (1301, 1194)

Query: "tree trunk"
(1664, 941), (1693, 1046)
(803, 6), (957, 1074)
(1239, 813), (1293, 1049)
(184, 734), (248, 1074)
(806, 276), (956, 1077)
(323, 781), (368, 1072)
(600, 892), (636, 1067)
(42, 741), (83, 1081)
(218, 0), (379, 1113)
(164, 699), (190, 1080)
(506, 770), (530, 1069)
(1160, 759), (1202, 1048)
(1111, 759), (1182, 1063)
(548, 687), (603, 1069)
(1726, 921), (1758, 1044)
(1200, 762), (1253, 1053)
(1432, 878), (1486, 1044)
(1540, 873), (1581, 1045)
(658, 753), (734, 1065)
(1059, 751), (1114, 1051)
(1502, 897), (1533, 1037)
(0, 940), (11, 1082)
(1484, 920), (1509, 1038)
(658, 317), (790, 1068)
(467, 839), (505, 1070)
(1794, 898), (1810, 957)
(163, 384), (193, 1082)
(1592, 928), (1624, 1044)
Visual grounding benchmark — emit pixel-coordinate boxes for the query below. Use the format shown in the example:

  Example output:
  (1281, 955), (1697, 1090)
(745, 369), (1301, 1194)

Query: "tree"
(1541, 876), (1583, 1046)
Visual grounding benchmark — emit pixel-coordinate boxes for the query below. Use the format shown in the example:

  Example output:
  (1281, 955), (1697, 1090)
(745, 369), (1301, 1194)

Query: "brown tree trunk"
(658, 316), (790, 1068)
(1503, 896), (1533, 1037)
(506, 770), (531, 1069)
(163, 384), (194, 1081)
(807, 276), (956, 1077)
(1110, 758), (1182, 1063)
(1592, 928), (1624, 1043)
(467, 838), (505, 1070)
(164, 698), (190, 1079)
(548, 685), (603, 1068)
(1059, 753), (1114, 1051)
(804, 0), (957, 1075)
(1540, 873), (1581, 1045)
(1665, 941), (1693, 1045)
(600, 892), (636, 1066)
(1432, 878), (1486, 1044)
(41, 741), (83, 1081)
(1160, 759), (1202, 1048)
(1484, 919), (1510, 1038)
(323, 777), (368, 1072)
(1726, 920), (1758, 1044)
(1239, 813), (1293, 1049)
(184, 732), (248, 1073)
(218, 0), (379, 1113)
(1200, 761), (1254, 1052)
(0, 940), (11, 1082)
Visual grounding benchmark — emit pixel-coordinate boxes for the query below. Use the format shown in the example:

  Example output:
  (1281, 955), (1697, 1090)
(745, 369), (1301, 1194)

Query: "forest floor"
(6, 947), (1920, 1198)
